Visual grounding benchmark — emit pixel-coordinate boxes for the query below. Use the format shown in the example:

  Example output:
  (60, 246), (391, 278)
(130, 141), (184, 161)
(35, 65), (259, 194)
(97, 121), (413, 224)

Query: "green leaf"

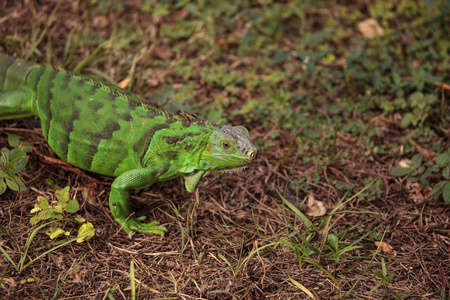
(8, 135), (20, 148)
(21, 144), (33, 153)
(15, 177), (26, 192)
(387, 273), (396, 281)
(46, 227), (65, 239)
(217, 252), (231, 267)
(431, 181), (446, 197)
(153, 84), (175, 104)
(419, 174), (430, 187)
(327, 234), (339, 251)
(369, 282), (384, 294)
(289, 276), (315, 299)
(56, 186), (70, 202)
(38, 197), (49, 209)
(409, 92), (423, 106)
(278, 192), (313, 229)
(436, 152), (450, 166)
(66, 199), (80, 213)
(77, 222), (95, 243)
(443, 182), (450, 204)
(431, 164), (440, 172)
(0, 179), (6, 195)
(400, 113), (414, 128)
(302, 31), (326, 47)
(296, 50), (309, 60)
(30, 204), (41, 213)
(381, 258), (387, 277)
(411, 154), (423, 169)
(423, 93), (437, 105)
(29, 216), (39, 225)
(45, 178), (57, 188)
(11, 156), (29, 173)
(75, 217), (86, 223)
(10, 148), (26, 161)
(5, 177), (20, 191)
(391, 69), (401, 84)
(304, 60), (316, 77)
(372, 270), (383, 278)
(390, 167), (413, 177)
(421, 166), (434, 181)
(53, 205), (63, 213)
(422, 0), (435, 7)
(1, 147), (10, 159)
(443, 166), (450, 179)
(40, 210), (56, 220)
(270, 50), (289, 65)
(20, 278), (35, 284)
(338, 245), (362, 256)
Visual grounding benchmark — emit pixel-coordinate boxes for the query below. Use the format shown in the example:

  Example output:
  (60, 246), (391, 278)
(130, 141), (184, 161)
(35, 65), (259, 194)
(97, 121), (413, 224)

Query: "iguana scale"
(0, 54), (257, 235)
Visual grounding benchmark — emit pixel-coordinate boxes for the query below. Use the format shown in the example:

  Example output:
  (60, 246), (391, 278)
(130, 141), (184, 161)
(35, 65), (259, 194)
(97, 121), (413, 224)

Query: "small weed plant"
(0, 134), (32, 195)
(370, 258), (396, 296)
(30, 180), (95, 242)
(0, 181), (94, 273)
(390, 151), (450, 203)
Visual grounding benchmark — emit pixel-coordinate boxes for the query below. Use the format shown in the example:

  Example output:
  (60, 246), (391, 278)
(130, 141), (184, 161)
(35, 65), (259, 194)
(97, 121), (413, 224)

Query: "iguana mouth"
(215, 166), (249, 174)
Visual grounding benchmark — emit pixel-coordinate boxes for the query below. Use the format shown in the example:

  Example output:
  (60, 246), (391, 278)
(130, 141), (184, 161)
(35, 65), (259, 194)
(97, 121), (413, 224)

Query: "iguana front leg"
(109, 163), (169, 235)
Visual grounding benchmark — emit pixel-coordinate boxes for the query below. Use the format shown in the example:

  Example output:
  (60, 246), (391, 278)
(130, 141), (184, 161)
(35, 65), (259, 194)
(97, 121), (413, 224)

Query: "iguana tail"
(0, 54), (36, 120)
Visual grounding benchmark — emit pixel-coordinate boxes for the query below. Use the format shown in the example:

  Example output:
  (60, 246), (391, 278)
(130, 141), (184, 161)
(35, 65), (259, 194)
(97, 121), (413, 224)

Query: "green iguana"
(0, 54), (257, 235)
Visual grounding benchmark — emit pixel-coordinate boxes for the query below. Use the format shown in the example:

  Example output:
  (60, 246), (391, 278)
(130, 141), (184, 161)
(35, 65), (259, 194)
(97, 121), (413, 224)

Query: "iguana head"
(199, 125), (257, 173)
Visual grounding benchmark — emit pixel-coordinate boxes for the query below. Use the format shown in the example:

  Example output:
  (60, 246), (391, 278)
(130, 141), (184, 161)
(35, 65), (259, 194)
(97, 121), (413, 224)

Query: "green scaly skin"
(0, 54), (257, 235)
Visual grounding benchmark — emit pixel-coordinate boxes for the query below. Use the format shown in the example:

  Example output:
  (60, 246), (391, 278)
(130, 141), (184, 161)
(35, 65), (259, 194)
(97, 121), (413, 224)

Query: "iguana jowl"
(0, 54), (257, 234)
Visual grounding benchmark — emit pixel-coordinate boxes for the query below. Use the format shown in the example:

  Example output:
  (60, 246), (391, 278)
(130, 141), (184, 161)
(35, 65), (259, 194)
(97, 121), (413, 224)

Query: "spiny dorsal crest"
(173, 112), (219, 127)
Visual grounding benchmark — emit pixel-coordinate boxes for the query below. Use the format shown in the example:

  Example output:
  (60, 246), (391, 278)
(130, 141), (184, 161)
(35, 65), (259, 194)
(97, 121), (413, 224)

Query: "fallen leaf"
(398, 158), (411, 168)
(409, 139), (438, 161)
(216, 38), (228, 49)
(280, 130), (295, 145)
(118, 77), (131, 89)
(375, 241), (397, 257)
(306, 194), (326, 217)
(146, 77), (160, 87)
(358, 19), (384, 38)
(413, 59), (421, 68)
(400, 33), (415, 47)
(145, 71), (165, 87)
(171, 83), (184, 89)
(405, 181), (431, 203)
(166, 8), (189, 22)
(1, 277), (15, 284)
(80, 185), (99, 206)
(71, 266), (87, 283)
(92, 16), (108, 29)
(153, 44), (174, 60)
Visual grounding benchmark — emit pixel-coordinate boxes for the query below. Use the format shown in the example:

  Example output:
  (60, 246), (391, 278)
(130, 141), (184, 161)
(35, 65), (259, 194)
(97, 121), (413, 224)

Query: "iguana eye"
(222, 141), (230, 149)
